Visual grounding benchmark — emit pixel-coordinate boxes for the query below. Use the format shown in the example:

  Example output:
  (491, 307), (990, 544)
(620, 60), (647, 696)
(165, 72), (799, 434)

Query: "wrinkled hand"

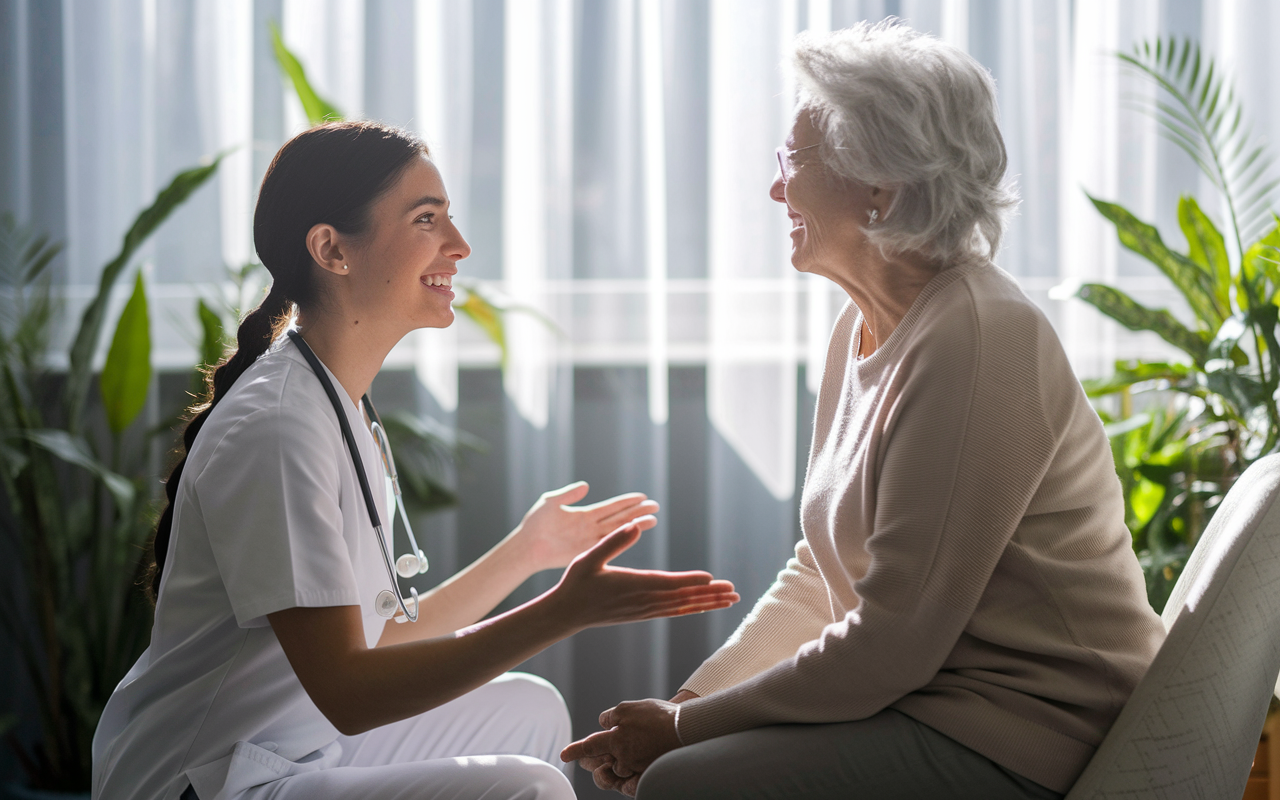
(561, 699), (683, 796)
(514, 482), (660, 572)
(573, 691), (699, 795)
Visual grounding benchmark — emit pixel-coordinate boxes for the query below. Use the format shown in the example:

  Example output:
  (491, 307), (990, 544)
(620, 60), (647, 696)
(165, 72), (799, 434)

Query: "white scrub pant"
(238, 673), (575, 800)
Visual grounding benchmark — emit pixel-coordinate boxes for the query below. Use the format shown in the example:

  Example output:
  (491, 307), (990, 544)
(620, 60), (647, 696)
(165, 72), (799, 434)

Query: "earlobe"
(306, 223), (350, 277)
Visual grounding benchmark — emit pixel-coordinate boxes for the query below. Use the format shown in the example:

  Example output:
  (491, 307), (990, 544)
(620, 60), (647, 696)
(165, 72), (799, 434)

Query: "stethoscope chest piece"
(396, 550), (429, 578)
(375, 590), (399, 618)
(288, 329), (425, 624)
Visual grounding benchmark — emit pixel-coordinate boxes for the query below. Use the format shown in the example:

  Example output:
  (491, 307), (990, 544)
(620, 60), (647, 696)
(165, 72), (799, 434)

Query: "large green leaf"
(19, 430), (134, 510)
(1082, 360), (1192, 398)
(454, 284), (508, 366)
(99, 272), (151, 436)
(1177, 196), (1231, 311)
(1088, 195), (1224, 328)
(1104, 413), (1153, 438)
(196, 298), (226, 370)
(65, 158), (223, 432)
(1201, 368), (1270, 419)
(1120, 38), (1280, 254)
(1076, 283), (1208, 363)
(1129, 478), (1166, 528)
(1243, 219), (1280, 302)
(269, 22), (344, 125)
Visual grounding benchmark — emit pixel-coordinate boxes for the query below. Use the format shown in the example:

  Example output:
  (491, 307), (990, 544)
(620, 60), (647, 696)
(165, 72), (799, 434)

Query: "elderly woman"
(562, 20), (1165, 800)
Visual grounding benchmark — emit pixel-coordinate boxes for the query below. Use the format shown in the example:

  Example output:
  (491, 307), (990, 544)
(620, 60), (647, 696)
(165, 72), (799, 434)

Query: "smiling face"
(335, 155), (471, 335)
(770, 110), (882, 282)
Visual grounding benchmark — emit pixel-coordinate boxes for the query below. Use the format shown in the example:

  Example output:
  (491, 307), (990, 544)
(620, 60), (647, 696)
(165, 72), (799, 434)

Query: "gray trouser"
(634, 709), (1065, 800)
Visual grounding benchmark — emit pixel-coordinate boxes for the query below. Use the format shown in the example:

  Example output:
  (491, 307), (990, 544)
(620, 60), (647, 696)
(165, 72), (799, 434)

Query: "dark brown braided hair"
(146, 121), (429, 601)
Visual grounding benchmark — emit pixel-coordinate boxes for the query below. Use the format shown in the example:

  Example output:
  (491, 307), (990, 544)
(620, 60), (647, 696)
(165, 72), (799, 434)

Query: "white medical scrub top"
(91, 340), (395, 800)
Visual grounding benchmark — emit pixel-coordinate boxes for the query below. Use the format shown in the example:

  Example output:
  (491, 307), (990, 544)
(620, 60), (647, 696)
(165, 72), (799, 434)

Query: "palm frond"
(1120, 38), (1280, 258)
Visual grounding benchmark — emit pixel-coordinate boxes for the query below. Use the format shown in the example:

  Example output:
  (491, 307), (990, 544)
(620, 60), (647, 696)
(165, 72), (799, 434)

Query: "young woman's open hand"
(548, 517), (739, 632)
(513, 481), (660, 572)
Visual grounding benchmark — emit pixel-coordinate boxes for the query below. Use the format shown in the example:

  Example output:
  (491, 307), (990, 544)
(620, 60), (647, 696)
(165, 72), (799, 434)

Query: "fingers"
(575, 519), (648, 569)
(625, 514), (658, 534)
(610, 569), (725, 590)
(593, 762), (627, 792)
(612, 762), (636, 778)
(546, 481), (590, 505)
(561, 729), (615, 763)
(598, 499), (660, 529)
(576, 754), (614, 772)
(589, 494), (659, 525)
(648, 595), (740, 619)
(622, 775), (640, 796)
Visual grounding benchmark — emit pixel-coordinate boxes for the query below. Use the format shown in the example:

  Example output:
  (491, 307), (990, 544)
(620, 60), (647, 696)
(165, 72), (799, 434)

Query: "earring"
(867, 209), (879, 225)
(341, 264), (349, 270)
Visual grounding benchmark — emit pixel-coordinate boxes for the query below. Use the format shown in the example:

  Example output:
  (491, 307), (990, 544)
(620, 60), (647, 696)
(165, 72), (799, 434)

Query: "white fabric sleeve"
(681, 539), (834, 697)
(675, 297), (1058, 745)
(194, 404), (361, 628)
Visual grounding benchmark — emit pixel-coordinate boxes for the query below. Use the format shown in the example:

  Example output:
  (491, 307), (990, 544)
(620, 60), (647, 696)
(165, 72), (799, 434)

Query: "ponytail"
(144, 120), (428, 604)
(145, 287), (291, 601)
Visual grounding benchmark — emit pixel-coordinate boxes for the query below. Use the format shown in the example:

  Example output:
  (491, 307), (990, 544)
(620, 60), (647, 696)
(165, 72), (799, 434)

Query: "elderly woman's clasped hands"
(562, 691), (698, 795)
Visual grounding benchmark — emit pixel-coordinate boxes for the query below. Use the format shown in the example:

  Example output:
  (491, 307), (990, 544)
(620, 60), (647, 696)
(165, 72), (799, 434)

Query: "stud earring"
(342, 264), (349, 270)
(867, 209), (879, 224)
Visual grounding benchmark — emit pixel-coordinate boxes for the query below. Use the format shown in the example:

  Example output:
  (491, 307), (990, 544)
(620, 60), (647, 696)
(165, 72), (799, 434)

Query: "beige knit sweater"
(677, 261), (1165, 794)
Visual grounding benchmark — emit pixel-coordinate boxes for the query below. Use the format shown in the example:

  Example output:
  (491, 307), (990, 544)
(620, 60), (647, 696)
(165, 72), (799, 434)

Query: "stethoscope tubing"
(287, 330), (419, 623)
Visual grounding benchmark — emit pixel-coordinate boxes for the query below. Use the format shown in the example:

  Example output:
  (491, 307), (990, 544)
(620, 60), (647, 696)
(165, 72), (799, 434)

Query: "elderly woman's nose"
(769, 174), (787, 203)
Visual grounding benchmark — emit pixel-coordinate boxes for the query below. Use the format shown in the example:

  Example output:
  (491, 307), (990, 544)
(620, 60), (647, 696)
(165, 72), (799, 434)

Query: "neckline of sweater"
(849, 259), (989, 369)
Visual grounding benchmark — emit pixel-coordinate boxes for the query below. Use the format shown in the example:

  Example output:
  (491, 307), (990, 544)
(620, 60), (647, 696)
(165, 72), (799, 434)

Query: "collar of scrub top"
(286, 329), (426, 624)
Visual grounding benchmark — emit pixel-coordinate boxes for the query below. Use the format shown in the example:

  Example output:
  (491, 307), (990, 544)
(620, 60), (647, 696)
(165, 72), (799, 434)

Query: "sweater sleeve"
(681, 539), (835, 697)
(676, 288), (1059, 745)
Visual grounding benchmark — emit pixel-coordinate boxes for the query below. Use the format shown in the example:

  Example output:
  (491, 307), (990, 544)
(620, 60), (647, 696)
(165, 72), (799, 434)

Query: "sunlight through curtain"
(7, 1), (1280, 794)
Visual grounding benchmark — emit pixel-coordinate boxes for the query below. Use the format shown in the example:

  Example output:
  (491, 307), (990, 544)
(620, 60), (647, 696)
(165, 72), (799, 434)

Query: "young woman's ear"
(306, 223), (351, 276)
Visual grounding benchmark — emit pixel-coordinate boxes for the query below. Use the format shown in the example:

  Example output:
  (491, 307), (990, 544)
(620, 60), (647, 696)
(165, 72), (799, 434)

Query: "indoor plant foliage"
(1072, 38), (1280, 611)
(0, 28), (499, 791)
(0, 160), (221, 791)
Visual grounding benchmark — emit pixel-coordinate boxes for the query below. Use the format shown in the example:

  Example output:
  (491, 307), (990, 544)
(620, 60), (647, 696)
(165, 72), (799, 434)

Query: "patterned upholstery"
(1066, 454), (1280, 799)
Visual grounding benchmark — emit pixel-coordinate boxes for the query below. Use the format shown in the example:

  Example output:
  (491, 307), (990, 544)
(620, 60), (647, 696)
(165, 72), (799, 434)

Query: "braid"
(146, 286), (293, 602)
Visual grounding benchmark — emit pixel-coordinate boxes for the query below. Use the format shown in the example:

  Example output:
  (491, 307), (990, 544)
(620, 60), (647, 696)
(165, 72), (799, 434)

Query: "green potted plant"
(1066, 38), (1280, 611)
(0, 161), (222, 795)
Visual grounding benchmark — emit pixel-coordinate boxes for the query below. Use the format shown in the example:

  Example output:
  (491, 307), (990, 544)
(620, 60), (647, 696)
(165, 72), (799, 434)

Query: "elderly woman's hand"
(562, 698), (684, 795)
(571, 690), (700, 795)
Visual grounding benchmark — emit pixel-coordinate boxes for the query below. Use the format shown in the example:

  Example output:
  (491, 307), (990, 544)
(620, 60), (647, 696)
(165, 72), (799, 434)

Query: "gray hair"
(792, 20), (1018, 263)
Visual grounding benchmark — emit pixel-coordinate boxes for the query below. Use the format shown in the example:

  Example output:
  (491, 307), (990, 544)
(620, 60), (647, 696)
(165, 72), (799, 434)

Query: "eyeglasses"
(776, 143), (822, 184)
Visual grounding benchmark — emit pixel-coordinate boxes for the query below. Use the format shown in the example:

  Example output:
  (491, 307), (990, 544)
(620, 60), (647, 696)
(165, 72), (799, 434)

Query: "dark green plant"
(1074, 38), (1280, 611)
(0, 158), (220, 791)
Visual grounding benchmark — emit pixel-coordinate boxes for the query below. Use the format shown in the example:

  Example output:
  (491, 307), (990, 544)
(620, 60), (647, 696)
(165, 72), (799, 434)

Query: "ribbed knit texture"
(677, 261), (1165, 794)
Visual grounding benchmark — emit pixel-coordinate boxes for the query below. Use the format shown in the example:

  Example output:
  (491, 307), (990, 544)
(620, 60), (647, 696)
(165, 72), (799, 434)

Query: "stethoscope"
(288, 330), (426, 623)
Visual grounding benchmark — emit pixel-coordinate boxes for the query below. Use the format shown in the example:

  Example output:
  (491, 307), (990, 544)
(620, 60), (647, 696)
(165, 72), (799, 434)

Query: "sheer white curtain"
(6, 0), (1280, 793)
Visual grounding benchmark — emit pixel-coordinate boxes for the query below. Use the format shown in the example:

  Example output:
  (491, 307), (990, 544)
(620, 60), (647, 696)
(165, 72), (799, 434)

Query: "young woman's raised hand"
(513, 481), (660, 571)
(547, 518), (739, 632)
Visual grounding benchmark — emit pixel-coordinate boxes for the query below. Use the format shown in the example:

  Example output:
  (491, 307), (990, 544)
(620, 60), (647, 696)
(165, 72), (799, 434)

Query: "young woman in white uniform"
(90, 121), (739, 800)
